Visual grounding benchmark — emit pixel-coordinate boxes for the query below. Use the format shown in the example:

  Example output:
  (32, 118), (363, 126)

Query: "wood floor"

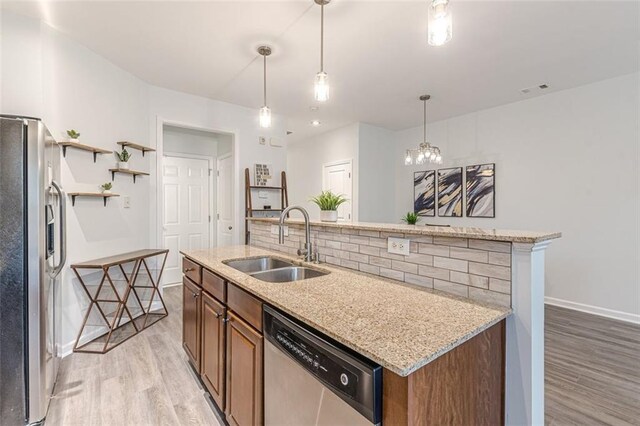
(46, 287), (639, 425)
(46, 286), (221, 426)
(545, 305), (640, 426)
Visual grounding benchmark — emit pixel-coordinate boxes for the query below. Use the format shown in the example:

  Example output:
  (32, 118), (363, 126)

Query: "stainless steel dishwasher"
(263, 306), (382, 426)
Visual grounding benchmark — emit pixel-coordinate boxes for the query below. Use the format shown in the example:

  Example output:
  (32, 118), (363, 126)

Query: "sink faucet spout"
(279, 206), (313, 262)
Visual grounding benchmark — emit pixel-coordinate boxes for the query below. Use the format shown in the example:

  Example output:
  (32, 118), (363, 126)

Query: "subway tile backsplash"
(249, 221), (512, 307)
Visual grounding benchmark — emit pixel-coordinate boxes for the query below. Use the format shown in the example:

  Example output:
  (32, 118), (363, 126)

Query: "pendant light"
(428, 0), (453, 46)
(404, 95), (443, 166)
(314, 0), (330, 102)
(258, 45), (272, 128)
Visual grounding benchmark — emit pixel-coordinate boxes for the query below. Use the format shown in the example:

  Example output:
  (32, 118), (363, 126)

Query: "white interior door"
(163, 155), (210, 284)
(322, 160), (353, 222)
(217, 155), (234, 246)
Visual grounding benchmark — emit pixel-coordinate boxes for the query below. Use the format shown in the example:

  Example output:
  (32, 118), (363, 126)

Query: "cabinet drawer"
(183, 257), (202, 285)
(203, 268), (226, 303)
(227, 283), (263, 331)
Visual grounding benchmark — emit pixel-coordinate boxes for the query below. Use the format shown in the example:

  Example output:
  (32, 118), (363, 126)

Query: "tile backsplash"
(249, 221), (512, 307)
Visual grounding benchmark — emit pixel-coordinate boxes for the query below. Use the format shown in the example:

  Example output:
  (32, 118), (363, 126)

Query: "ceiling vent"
(520, 83), (550, 95)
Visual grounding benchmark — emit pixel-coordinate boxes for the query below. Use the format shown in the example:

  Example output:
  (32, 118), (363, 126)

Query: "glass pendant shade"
(259, 106), (272, 128)
(314, 71), (330, 102)
(428, 0), (452, 46)
(405, 151), (413, 165)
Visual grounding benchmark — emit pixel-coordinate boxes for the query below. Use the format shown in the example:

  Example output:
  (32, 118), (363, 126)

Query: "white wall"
(358, 123), (396, 223)
(287, 123), (360, 220)
(1, 10), (288, 354)
(394, 73), (639, 319)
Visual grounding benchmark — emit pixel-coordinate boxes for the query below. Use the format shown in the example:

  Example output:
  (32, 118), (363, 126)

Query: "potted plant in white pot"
(100, 182), (112, 194)
(310, 190), (347, 222)
(66, 129), (80, 143)
(115, 148), (131, 170)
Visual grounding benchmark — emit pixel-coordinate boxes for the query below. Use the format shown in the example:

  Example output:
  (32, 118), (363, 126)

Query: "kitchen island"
(247, 217), (561, 425)
(181, 245), (511, 425)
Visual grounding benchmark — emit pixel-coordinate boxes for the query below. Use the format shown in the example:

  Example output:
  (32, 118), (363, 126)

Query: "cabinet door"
(182, 276), (201, 372)
(225, 311), (263, 426)
(201, 292), (226, 410)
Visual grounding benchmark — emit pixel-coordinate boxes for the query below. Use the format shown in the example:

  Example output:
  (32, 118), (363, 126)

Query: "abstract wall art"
(414, 170), (436, 216)
(437, 167), (463, 217)
(466, 163), (495, 218)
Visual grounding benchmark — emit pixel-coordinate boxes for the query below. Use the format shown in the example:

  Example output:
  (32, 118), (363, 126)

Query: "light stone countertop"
(182, 245), (511, 377)
(248, 217), (561, 243)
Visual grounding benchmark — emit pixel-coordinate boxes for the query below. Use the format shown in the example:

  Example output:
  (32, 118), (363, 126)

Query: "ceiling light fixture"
(314, 0), (331, 102)
(404, 95), (443, 166)
(258, 45), (272, 128)
(310, 120), (321, 126)
(428, 0), (452, 46)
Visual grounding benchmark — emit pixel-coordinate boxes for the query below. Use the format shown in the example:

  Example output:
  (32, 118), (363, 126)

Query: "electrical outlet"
(259, 136), (266, 145)
(388, 237), (410, 255)
(123, 196), (131, 209)
(270, 225), (288, 236)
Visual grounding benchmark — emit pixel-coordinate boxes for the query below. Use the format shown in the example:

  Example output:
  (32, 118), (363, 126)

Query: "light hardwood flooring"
(45, 286), (221, 426)
(46, 287), (639, 425)
(545, 305), (640, 426)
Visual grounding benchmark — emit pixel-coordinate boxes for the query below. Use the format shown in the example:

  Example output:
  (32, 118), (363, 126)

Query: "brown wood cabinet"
(225, 311), (263, 426)
(182, 276), (202, 372)
(201, 292), (226, 411)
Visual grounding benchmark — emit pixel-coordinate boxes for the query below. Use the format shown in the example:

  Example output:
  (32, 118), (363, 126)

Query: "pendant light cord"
(423, 98), (427, 142)
(263, 54), (267, 105)
(320, 2), (324, 72)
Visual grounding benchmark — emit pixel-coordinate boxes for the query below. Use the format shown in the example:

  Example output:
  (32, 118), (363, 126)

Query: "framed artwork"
(466, 163), (495, 218)
(414, 171), (436, 217)
(437, 167), (463, 217)
(254, 163), (272, 186)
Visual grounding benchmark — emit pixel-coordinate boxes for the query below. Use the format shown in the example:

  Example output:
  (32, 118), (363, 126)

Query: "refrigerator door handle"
(49, 180), (67, 278)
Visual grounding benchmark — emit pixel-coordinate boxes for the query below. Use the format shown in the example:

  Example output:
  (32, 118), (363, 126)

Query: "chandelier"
(404, 95), (442, 166)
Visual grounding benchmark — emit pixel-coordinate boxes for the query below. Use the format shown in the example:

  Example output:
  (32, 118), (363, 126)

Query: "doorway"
(157, 122), (235, 286)
(322, 159), (353, 222)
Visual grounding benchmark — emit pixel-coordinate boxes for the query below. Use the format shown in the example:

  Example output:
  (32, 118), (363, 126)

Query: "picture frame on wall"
(466, 163), (495, 218)
(254, 163), (272, 186)
(414, 170), (436, 217)
(437, 167), (463, 217)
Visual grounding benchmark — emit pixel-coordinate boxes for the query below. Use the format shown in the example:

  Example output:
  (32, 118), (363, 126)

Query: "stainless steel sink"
(249, 266), (329, 283)
(224, 256), (295, 274)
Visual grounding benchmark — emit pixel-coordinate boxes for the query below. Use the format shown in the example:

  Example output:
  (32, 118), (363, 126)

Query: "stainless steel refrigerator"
(0, 115), (66, 425)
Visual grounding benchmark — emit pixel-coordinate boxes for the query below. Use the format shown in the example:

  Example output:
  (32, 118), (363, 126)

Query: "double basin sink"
(223, 256), (329, 283)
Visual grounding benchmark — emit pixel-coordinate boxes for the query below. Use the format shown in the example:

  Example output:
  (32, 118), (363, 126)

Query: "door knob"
(228, 226), (233, 230)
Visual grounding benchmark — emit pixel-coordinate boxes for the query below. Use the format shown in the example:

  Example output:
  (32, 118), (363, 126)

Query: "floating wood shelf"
(251, 209), (283, 212)
(117, 141), (155, 157)
(59, 142), (113, 162)
(68, 192), (120, 207)
(109, 168), (150, 183)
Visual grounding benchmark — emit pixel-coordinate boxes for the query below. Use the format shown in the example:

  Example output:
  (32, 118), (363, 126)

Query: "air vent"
(520, 83), (550, 95)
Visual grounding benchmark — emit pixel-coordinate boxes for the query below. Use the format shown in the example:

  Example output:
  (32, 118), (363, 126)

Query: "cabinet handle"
(222, 317), (231, 323)
(192, 293), (199, 299)
(213, 312), (221, 318)
(184, 267), (195, 273)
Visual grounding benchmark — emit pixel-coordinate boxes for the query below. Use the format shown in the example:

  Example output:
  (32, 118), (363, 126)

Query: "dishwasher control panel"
(274, 330), (358, 396)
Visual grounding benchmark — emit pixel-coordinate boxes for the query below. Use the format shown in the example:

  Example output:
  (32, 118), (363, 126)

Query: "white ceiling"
(4, 1), (639, 141)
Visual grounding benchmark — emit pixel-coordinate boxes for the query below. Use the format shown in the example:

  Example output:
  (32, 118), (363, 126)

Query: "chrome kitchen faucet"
(279, 206), (314, 262)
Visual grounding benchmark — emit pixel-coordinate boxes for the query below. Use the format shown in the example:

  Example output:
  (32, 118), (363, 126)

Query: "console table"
(71, 249), (169, 353)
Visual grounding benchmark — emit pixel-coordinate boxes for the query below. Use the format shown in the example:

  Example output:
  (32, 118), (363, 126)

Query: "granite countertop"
(248, 217), (561, 243)
(182, 245), (511, 377)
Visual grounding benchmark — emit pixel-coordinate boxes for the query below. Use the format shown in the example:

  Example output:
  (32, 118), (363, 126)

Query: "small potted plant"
(100, 182), (113, 194)
(66, 129), (80, 143)
(115, 148), (131, 170)
(310, 190), (348, 222)
(402, 212), (421, 225)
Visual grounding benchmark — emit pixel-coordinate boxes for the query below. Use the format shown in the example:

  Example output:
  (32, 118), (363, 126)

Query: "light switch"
(123, 196), (131, 209)
(387, 237), (410, 255)
(271, 225), (288, 236)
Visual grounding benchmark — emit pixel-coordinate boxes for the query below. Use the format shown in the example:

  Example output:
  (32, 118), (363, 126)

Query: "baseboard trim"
(545, 297), (640, 325)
